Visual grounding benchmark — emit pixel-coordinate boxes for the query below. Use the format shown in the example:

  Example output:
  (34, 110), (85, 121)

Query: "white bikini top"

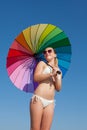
(43, 66), (53, 74)
(43, 64), (61, 80)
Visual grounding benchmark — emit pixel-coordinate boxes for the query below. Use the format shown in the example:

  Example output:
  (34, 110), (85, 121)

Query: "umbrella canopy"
(6, 23), (72, 93)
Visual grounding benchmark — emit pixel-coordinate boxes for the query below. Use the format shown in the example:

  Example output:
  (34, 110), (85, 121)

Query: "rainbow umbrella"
(6, 24), (72, 93)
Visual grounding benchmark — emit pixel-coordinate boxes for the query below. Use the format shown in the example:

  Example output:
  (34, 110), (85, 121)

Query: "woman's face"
(43, 47), (56, 62)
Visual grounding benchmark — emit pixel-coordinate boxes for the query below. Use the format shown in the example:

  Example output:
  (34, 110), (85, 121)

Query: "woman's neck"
(47, 60), (55, 67)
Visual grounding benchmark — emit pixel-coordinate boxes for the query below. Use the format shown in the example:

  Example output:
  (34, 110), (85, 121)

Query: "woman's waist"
(32, 94), (55, 102)
(34, 84), (55, 100)
(34, 92), (55, 100)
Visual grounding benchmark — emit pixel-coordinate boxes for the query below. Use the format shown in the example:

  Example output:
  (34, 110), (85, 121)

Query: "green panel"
(38, 38), (70, 54)
(37, 24), (56, 48)
(41, 27), (62, 46)
(37, 32), (68, 53)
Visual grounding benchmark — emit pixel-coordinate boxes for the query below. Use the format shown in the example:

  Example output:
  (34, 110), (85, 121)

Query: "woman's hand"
(51, 66), (61, 76)
(51, 66), (62, 91)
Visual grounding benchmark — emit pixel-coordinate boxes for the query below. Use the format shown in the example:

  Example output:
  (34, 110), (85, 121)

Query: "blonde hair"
(53, 49), (58, 67)
(54, 57), (58, 67)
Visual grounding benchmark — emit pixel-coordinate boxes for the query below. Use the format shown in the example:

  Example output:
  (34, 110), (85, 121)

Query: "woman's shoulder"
(37, 61), (46, 67)
(35, 61), (47, 71)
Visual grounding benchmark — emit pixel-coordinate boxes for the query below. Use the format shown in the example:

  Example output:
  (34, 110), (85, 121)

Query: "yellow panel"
(37, 24), (56, 49)
(35, 24), (48, 51)
(23, 27), (34, 51)
(16, 32), (33, 54)
(31, 24), (39, 52)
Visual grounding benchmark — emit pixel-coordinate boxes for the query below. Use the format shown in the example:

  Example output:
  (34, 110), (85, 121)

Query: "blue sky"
(0, 0), (87, 130)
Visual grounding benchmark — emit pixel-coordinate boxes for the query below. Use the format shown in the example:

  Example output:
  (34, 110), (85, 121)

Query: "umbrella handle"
(56, 70), (61, 74)
(46, 62), (61, 74)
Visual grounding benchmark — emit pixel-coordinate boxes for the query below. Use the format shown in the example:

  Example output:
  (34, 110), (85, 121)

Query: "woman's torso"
(34, 65), (56, 100)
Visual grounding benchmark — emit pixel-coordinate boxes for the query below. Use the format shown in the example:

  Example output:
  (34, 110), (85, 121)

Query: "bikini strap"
(46, 62), (61, 74)
(46, 62), (53, 69)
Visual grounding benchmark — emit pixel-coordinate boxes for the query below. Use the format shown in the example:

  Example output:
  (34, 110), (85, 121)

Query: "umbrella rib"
(9, 58), (29, 76)
(7, 53), (33, 58)
(10, 47), (31, 55)
(37, 30), (63, 51)
(42, 28), (62, 45)
(59, 65), (67, 71)
(58, 57), (71, 62)
(20, 63), (30, 89)
(9, 48), (32, 56)
(37, 24), (49, 46)
(38, 38), (70, 53)
(13, 58), (32, 85)
(15, 39), (28, 50)
(20, 57), (33, 89)
(23, 29), (34, 51)
(7, 56), (30, 60)
(6, 24), (72, 93)
(15, 39), (33, 53)
(37, 24), (56, 49)
(34, 24), (40, 48)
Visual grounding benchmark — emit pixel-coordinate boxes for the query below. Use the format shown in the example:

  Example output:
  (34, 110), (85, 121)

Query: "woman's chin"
(46, 58), (52, 62)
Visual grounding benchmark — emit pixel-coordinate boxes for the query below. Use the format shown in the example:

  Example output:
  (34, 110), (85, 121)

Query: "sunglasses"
(43, 49), (53, 54)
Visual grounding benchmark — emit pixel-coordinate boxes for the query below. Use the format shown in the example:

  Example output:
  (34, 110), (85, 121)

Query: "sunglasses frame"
(43, 49), (53, 55)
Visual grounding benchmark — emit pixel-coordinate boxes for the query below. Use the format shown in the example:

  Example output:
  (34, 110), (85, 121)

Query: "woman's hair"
(53, 49), (58, 67)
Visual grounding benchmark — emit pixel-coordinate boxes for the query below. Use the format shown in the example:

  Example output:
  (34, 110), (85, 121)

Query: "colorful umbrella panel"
(6, 24), (72, 93)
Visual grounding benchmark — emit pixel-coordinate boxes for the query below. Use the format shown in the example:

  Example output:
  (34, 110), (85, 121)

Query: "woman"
(30, 47), (62, 130)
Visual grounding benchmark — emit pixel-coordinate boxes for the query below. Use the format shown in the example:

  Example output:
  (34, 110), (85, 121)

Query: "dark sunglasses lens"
(48, 50), (52, 53)
(43, 49), (52, 54)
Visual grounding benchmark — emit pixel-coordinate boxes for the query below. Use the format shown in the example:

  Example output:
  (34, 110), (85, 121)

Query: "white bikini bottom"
(31, 94), (55, 108)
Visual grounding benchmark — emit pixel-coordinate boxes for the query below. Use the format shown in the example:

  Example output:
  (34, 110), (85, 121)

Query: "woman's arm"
(51, 66), (62, 92)
(34, 61), (53, 82)
(54, 72), (62, 92)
